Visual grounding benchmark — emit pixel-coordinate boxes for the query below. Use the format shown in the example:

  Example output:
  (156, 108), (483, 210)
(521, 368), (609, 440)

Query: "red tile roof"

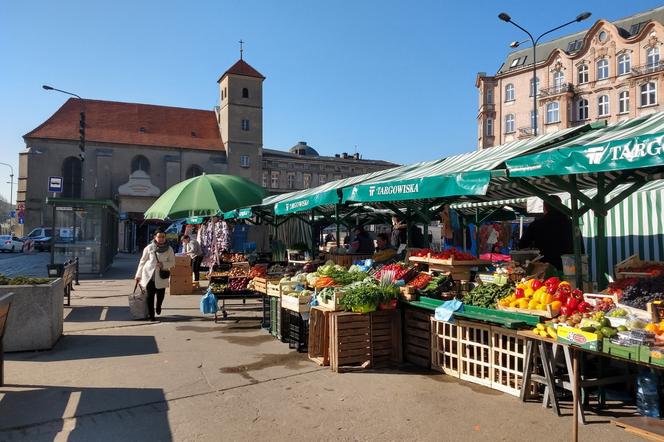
(218, 59), (265, 82)
(24, 98), (225, 151)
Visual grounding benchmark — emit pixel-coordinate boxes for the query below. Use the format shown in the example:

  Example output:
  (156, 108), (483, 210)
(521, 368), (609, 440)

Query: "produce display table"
(408, 256), (491, 281)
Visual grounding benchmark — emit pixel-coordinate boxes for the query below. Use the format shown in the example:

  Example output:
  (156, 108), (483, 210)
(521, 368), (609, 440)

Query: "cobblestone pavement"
(0, 251), (50, 277)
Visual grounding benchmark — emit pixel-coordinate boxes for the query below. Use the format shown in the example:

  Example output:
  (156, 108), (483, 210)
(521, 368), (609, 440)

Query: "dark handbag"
(154, 252), (171, 279)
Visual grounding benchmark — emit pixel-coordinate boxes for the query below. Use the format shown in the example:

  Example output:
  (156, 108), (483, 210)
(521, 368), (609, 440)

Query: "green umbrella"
(144, 174), (266, 220)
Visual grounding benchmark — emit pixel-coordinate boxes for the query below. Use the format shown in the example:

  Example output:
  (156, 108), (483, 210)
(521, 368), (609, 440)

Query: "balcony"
(478, 103), (495, 114)
(538, 83), (574, 97)
(632, 61), (664, 76)
(518, 127), (535, 139)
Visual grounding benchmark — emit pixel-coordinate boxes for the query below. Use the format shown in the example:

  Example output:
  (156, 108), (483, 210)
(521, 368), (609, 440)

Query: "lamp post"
(0, 162), (14, 231)
(498, 12), (592, 136)
(42, 85), (85, 195)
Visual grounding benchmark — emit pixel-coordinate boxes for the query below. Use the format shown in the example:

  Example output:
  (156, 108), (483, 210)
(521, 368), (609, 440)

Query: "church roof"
(288, 141), (319, 156)
(218, 59), (265, 82)
(24, 98), (225, 151)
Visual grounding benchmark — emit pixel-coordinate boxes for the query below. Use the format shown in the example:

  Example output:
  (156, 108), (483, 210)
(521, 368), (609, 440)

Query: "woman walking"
(135, 230), (175, 321)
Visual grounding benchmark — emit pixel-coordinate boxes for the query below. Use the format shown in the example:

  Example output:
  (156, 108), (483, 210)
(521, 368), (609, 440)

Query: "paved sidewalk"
(0, 254), (643, 441)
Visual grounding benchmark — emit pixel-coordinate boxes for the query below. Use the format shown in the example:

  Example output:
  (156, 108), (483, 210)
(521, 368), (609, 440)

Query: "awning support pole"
(569, 176), (584, 289)
(595, 174), (608, 290)
(335, 204), (341, 251)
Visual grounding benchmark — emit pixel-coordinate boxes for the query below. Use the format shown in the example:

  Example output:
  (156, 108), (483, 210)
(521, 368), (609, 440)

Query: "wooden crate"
(281, 294), (312, 313)
(615, 254), (664, 279)
(490, 327), (527, 397)
(316, 289), (346, 311)
(403, 307), (432, 369)
(431, 319), (460, 377)
(253, 277), (280, 295)
(308, 306), (332, 366)
(324, 253), (373, 268)
(458, 320), (492, 387)
(329, 312), (371, 372)
(370, 310), (402, 368)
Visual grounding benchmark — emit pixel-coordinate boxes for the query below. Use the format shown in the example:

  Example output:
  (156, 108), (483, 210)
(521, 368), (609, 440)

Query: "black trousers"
(145, 278), (165, 319)
(191, 255), (203, 281)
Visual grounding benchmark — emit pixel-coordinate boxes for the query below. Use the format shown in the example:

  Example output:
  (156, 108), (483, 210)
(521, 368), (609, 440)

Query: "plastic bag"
(200, 290), (218, 314)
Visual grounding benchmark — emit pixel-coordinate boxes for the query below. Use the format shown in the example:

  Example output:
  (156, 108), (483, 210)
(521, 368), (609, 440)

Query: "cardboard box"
(556, 325), (602, 351)
(175, 255), (191, 266)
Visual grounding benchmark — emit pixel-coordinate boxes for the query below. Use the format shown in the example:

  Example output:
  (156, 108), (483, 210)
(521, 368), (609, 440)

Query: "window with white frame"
(486, 88), (493, 104)
(553, 71), (564, 91)
(647, 47), (660, 69)
(578, 98), (588, 121)
(530, 77), (540, 97)
(262, 171), (268, 188)
(597, 59), (609, 80)
(240, 155), (250, 168)
(617, 53), (631, 76)
(287, 173), (295, 189)
(545, 102), (560, 123)
(640, 82), (657, 106)
(505, 83), (515, 102)
(241, 119), (250, 131)
(270, 171), (279, 188)
(486, 118), (494, 136)
(598, 95), (610, 116)
(505, 114), (515, 133)
(619, 91), (630, 114)
(577, 64), (588, 84)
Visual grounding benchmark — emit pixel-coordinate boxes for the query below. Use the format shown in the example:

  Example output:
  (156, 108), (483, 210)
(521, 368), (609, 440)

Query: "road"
(0, 250), (50, 277)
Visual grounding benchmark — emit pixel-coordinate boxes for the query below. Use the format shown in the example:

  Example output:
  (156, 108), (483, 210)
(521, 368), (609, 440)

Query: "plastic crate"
(458, 320), (492, 387)
(431, 319), (460, 377)
(262, 295), (270, 330)
(269, 296), (281, 338)
(490, 327), (527, 396)
(287, 310), (309, 353)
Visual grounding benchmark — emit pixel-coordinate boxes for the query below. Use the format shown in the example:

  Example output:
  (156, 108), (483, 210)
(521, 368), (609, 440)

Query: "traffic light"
(78, 111), (86, 161)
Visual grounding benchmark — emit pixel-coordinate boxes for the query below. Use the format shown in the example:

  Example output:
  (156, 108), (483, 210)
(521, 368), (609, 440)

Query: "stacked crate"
(403, 307), (432, 368)
(169, 255), (193, 295)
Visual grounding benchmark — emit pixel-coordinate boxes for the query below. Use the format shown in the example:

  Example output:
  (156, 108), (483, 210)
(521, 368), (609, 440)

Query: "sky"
(1, 0), (662, 207)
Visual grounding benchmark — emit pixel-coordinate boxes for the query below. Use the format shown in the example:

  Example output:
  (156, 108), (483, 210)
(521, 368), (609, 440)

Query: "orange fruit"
(550, 301), (563, 310)
(645, 323), (658, 333)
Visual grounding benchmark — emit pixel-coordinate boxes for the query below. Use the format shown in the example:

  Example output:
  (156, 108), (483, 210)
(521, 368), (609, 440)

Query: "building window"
(485, 118), (493, 137)
(647, 47), (660, 69)
(578, 98), (589, 121)
(131, 155), (150, 174)
(641, 82), (657, 107)
(319, 174), (326, 185)
(617, 53), (631, 76)
(303, 173), (311, 188)
(287, 173), (295, 189)
(262, 171), (268, 188)
(619, 91), (630, 114)
(504, 114), (515, 133)
(529, 77), (540, 97)
(62, 157), (82, 198)
(505, 83), (515, 102)
(486, 87), (493, 104)
(530, 110), (538, 129)
(270, 171), (279, 188)
(241, 119), (250, 131)
(240, 155), (250, 168)
(242, 87), (249, 98)
(577, 64), (588, 84)
(598, 95), (610, 116)
(553, 71), (564, 92)
(545, 102), (560, 124)
(597, 59), (609, 80)
(185, 164), (203, 179)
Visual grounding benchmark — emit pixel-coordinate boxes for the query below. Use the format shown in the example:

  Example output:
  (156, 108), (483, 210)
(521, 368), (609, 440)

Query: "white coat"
(135, 242), (175, 290)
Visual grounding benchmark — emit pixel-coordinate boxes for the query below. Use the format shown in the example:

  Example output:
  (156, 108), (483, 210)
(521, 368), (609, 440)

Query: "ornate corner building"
(18, 57), (395, 251)
(477, 6), (664, 149)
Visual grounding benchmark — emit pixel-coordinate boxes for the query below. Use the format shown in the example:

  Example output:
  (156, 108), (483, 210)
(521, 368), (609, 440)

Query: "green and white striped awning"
(341, 123), (599, 204)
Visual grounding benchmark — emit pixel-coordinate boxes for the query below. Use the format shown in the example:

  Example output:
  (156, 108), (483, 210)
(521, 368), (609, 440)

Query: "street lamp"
(0, 162), (14, 231)
(498, 11), (592, 136)
(42, 84), (86, 195)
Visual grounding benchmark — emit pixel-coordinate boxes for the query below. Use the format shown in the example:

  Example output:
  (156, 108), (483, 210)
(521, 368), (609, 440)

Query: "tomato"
(514, 288), (525, 299)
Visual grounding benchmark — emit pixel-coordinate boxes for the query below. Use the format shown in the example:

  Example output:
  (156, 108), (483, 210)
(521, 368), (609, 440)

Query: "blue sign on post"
(18, 218), (24, 225)
(9, 211), (15, 218)
(48, 176), (63, 193)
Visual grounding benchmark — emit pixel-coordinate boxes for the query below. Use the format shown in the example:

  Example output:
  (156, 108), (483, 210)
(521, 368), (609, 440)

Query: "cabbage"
(348, 265), (361, 273)
(325, 260), (335, 266)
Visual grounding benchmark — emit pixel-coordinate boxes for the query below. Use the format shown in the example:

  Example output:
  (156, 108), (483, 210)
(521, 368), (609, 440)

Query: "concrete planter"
(0, 278), (63, 352)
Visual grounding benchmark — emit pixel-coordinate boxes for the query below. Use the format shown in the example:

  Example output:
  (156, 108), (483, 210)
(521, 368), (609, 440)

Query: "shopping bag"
(200, 289), (218, 314)
(129, 282), (148, 319)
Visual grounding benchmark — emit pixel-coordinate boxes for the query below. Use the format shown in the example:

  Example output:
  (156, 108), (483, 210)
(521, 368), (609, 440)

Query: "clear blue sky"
(1, 0), (661, 207)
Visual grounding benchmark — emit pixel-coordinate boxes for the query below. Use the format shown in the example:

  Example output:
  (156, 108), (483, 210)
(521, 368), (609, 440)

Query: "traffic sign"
(48, 176), (63, 193)
(18, 218), (24, 225)
(9, 211), (15, 218)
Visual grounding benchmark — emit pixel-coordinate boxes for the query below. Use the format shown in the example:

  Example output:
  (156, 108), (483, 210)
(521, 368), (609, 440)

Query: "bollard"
(74, 257), (80, 285)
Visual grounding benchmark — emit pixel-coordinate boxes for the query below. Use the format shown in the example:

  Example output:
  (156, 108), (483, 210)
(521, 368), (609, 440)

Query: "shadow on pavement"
(0, 384), (172, 441)
(6, 334), (159, 362)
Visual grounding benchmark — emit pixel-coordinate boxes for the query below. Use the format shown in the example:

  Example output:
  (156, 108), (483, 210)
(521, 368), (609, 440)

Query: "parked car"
(0, 235), (24, 253)
(22, 227), (53, 252)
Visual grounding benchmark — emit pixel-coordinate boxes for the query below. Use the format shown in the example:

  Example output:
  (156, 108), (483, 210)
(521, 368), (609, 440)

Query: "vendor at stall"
(182, 235), (204, 281)
(349, 226), (375, 254)
(518, 195), (575, 271)
(373, 233), (397, 263)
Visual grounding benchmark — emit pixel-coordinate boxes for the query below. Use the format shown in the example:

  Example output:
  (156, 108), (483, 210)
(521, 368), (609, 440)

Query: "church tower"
(217, 50), (265, 183)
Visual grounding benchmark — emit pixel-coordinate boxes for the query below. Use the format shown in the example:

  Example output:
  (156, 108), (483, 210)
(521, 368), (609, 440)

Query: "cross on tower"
(239, 40), (244, 59)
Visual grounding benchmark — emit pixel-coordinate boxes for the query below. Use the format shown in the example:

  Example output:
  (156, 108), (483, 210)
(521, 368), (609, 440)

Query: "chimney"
(342, 152), (348, 159)
(334, 154), (340, 158)
(353, 152), (360, 160)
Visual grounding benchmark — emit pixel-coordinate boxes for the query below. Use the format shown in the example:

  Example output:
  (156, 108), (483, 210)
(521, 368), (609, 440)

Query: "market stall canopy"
(222, 207), (254, 220)
(507, 112), (664, 178)
(342, 123), (599, 204)
(144, 174), (266, 220)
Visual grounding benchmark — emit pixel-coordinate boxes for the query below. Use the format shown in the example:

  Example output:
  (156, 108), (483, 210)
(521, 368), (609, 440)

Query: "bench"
(62, 261), (77, 306)
(0, 293), (14, 386)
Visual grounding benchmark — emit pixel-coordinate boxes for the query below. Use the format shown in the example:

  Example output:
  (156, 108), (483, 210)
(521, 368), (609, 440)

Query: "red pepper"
(566, 297), (579, 312)
(558, 285), (572, 296)
(553, 292), (569, 305)
(560, 305), (573, 316)
(577, 301), (591, 313)
(545, 277), (560, 287)
(572, 289), (584, 300)
(531, 280), (543, 291)
(514, 287), (525, 299)
(546, 285), (558, 295)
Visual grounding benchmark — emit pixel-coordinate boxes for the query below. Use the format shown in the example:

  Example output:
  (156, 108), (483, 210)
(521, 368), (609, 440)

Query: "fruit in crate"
(617, 274), (664, 310)
(407, 273), (432, 290)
